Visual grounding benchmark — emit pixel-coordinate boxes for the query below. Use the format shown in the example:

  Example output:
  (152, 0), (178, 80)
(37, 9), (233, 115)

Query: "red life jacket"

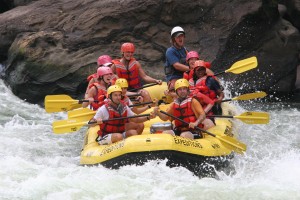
(113, 58), (141, 89)
(172, 97), (203, 130)
(98, 102), (128, 137)
(189, 91), (214, 116)
(189, 76), (217, 100)
(90, 83), (107, 110)
(87, 73), (97, 82)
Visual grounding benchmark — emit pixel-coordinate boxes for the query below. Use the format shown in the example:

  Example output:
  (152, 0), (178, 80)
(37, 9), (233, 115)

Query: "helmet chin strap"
(176, 90), (190, 101)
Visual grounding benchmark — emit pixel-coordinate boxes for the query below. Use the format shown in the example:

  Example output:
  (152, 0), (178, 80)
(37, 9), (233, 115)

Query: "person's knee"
(162, 130), (175, 135)
(111, 133), (123, 143)
(126, 130), (138, 137)
(203, 119), (215, 130)
(180, 131), (194, 139)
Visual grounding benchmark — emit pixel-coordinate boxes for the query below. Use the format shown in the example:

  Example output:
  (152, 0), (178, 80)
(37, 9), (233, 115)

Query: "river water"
(0, 79), (299, 200)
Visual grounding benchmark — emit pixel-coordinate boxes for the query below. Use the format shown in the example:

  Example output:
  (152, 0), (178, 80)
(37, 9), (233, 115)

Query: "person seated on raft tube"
(85, 55), (117, 99)
(183, 51), (214, 80)
(188, 60), (224, 115)
(111, 42), (162, 103)
(82, 67), (114, 111)
(153, 79), (215, 139)
(115, 78), (158, 135)
(90, 85), (156, 145)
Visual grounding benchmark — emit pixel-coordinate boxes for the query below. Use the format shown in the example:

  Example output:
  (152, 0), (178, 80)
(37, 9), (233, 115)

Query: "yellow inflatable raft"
(80, 104), (238, 177)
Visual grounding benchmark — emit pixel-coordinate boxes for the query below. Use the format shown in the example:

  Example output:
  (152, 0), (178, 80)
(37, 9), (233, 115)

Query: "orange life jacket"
(172, 97), (203, 131)
(113, 58), (141, 89)
(90, 82), (107, 110)
(98, 102), (128, 137)
(189, 91), (214, 116)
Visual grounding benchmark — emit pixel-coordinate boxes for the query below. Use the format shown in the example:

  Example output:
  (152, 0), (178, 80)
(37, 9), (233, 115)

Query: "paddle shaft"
(160, 111), (214, 137)
(128, 83), (158, 92)
(214, 71), (225, 76)
(208, 115), (233, 118)
(128, 101), (153, 108)
(127, 94), (141, 97)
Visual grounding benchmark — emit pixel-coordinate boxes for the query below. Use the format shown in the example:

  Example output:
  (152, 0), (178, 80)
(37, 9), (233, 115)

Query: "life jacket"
(87, 73), (97, 82)
(172, 97), (203, 131)
(113, 58), (141, 89)
(90, 82), (107, 110)
(98, 102), (128, 137)
(189, 76), (217, 100)
(121, 96), (131, 106)
(189, 91), (214, 116)
(87, 74), (117, 86)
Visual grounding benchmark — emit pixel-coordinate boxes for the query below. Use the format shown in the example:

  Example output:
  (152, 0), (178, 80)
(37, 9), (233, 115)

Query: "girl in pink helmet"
(83, 67), (114, 110)
(85, 55), (118, 98)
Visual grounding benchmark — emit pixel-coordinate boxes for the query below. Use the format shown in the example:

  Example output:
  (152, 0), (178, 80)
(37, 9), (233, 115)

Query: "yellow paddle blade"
(53, 119), (89, 134)
(226, 56), (258, 74)
(232, 91), (267, 101)
(68, 108), (96, 121)
(234, 112), (270, 124)
(216, 135), (247, 153)
(45, 95), (80, 113)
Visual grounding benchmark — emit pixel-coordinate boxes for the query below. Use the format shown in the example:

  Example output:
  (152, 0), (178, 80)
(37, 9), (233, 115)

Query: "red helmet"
(186, 51), (199, 62)
(121, 43), (135, 53)
(97, 55), (112, 66)
(97, 67), (113, 78)
(194, 60), (206, 68)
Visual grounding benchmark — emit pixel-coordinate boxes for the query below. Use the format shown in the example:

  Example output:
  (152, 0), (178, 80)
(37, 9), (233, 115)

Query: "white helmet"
(171, 26), (185, 38)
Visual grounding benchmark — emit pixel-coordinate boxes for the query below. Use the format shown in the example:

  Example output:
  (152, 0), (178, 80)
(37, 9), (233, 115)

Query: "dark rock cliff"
(0, 0), (299, 104)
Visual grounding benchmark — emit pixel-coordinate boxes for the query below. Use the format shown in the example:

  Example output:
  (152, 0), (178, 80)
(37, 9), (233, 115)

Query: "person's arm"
(215, 90), (224, 104)
(172, 62), (189, 72)
(196, 93), (214, 114)
(137, 62), (162, 84)
(90, 105), (108, 126)
(189, 98), (206, 128)
(82, 87), (96, 108)
(128, 106), (156, 123)
(153, 103), (173, 121)
(208, 77), (224, 104)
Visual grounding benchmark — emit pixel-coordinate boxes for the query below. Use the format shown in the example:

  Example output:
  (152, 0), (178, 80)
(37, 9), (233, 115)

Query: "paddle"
(128, 83), (158, 92)
(127, 93), (141, 97)
(214, 56), (258, 76)
(68, 102), (154, 122)
(45, 94), (100, 113)
(208, 111), (269, 124)
(222, 91), (267, 102)
(159, 110), (246, 153)
(53, 114), (151, 134)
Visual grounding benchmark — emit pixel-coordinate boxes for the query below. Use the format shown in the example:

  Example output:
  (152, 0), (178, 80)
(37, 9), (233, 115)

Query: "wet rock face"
(0, 0), (299, 104)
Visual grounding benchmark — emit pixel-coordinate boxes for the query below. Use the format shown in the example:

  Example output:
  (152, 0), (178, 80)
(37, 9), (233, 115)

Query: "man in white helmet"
(164, 26), (190, 99)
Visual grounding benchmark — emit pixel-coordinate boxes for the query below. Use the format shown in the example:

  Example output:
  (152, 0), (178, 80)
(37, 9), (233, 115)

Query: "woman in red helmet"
(111, 42), (162, 103)
(83, 67), (114, 110)
(189, 60), (224, 115)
